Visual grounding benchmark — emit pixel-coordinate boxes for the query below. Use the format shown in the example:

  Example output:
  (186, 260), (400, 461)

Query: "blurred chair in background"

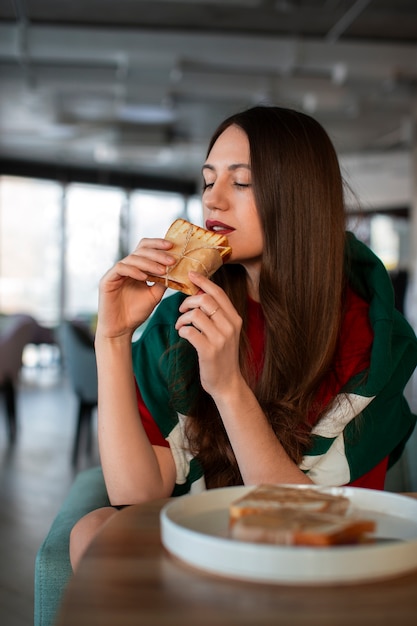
(59, 320), (98, 465)
(385, 373), (417, 492)
(0, 313), (37, 442)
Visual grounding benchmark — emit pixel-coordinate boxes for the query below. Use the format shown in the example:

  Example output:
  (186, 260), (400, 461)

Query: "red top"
(137, 287), (387, 489)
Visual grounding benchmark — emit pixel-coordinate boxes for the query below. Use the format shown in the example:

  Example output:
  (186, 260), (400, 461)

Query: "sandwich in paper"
(148, 219), (232, 295)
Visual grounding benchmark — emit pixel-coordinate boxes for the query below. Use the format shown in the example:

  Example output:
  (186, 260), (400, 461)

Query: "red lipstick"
(205, 220), (235, 235)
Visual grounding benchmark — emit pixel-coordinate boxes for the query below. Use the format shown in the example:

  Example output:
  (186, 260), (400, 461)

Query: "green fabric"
(346, 231), (415, 396)
(132, 293), (205, 496)
(34, 466), (109, 626)
(133, 292), (186, 439)
(305, 233), (417, 482)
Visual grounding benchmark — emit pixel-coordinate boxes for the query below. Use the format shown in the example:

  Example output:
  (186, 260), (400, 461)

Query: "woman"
(69, 106), (417, 569)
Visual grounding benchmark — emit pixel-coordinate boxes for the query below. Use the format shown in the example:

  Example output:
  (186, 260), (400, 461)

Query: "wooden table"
(56, 495), (417, 626)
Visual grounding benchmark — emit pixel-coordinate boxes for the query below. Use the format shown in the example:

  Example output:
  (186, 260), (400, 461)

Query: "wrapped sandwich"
(148, 218), (232, 295)
(229, 484), (376, 547)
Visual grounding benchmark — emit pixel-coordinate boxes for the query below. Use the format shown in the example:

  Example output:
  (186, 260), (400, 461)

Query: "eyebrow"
(201, 163), (251, 174)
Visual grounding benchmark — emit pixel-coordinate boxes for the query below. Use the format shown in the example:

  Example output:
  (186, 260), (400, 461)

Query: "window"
(128, 190), (187, 252)
(0, 176), (62, 325)
(0, 176), (196, 327)
(187, 195), (203, 227)
(347, 212), (409, 271)
(64, 183), (123, 319)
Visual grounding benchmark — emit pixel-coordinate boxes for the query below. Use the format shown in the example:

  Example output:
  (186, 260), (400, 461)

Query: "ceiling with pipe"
(0, 0), (416, 202)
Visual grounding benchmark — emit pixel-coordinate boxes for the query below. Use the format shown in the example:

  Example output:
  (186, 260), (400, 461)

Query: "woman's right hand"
(96, 237), (176, 339)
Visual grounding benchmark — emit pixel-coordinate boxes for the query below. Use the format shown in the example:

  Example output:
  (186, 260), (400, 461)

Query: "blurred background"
(1, 0), (416, 327)
(1, 2), (417, 624)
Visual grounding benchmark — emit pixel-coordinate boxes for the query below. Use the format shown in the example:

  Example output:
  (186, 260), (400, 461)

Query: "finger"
(146, 281), (168, 303)
(101, 257), (168, 293)
(178, 293), (218, 316)
(179, 272), (230, 311)
(176, 307), (223, 338)
(186, 271), (236, 314)
(175, 308), (206, 333)
(177, 322), (209, 349)
(125, 249), (177, 280)
(196, 302), (221, 320)
(175, 306), (226, 336)
(176, 308), (234, 359)
(187, 270), (221, 295)
(102, 259), (149, 285)
(133, 237), (173, 252)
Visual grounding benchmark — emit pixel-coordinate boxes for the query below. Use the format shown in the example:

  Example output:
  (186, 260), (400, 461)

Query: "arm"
(95, 238), (177, 505)
(211, 379), (313, 486)
(175, 271), (312, 486)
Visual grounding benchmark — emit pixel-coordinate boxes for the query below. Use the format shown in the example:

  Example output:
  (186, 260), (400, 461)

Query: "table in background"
(56, 494), (417, 626)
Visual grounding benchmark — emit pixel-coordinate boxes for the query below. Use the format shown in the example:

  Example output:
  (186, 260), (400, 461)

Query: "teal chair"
(59, 320), (98, 465)
(34, 466), (109, 626)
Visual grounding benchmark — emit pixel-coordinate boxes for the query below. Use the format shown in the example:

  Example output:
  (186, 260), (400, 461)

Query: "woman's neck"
(244, 265), (260, 302)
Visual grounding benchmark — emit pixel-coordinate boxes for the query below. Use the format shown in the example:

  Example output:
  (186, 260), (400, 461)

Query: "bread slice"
(230, 484), (351, 525)
(230, 509), (376, 546)
(148, 219), (232, 295)
(229, 485), (376, 547)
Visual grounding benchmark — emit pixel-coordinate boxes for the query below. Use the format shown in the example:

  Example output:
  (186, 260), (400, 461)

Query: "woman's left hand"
(175, 271), (244, 398)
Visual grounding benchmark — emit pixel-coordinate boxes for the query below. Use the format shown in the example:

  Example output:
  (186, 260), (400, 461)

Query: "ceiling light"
(116, 105), (177, 125)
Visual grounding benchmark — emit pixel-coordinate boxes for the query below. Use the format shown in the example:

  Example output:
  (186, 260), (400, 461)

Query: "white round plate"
(160, 485), (417, 585)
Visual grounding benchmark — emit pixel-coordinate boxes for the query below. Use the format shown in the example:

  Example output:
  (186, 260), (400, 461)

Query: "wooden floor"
(0, 361), (99, 626)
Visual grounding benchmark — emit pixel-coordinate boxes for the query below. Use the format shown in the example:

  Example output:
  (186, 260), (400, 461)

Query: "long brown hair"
(180, 106), (347, 488)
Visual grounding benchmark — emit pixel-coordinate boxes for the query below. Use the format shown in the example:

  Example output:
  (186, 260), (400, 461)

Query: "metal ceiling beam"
(326, 0), (374, 43)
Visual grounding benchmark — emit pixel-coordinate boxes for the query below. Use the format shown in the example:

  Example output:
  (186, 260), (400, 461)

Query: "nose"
(203, 181), (229, 213)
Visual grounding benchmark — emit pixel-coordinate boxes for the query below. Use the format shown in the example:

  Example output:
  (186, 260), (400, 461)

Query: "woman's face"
(202, 124), (263, 275)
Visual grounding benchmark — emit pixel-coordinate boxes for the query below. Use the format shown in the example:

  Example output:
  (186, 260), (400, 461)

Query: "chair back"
(59, 321), (98, 403)
(0, 314), (37, 383)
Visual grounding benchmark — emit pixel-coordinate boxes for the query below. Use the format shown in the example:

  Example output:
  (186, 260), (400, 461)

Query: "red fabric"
(312, 286), (374, 422)
(348, 456), (388, 490)
(246, 288), (374, 420)
(135, 381), (169, 448)
(247, 296), (265, 376)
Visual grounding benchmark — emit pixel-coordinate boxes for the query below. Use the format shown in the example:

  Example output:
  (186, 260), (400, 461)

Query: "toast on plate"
(229, 485), (376, 546)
